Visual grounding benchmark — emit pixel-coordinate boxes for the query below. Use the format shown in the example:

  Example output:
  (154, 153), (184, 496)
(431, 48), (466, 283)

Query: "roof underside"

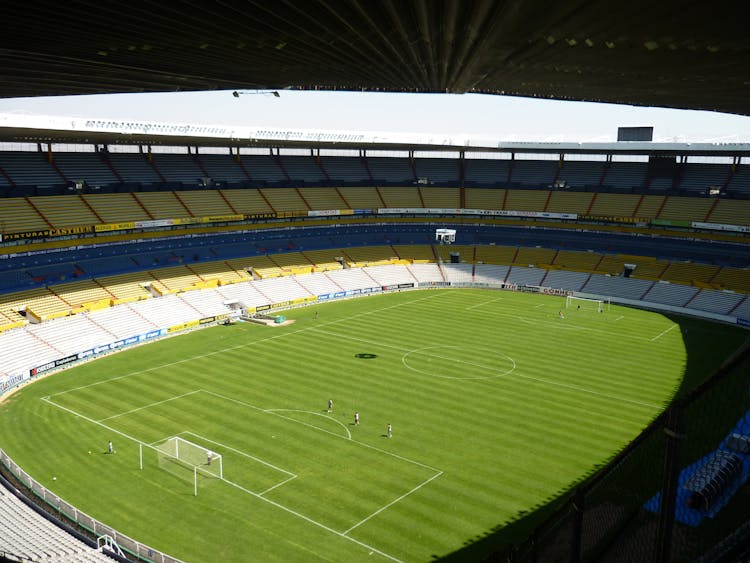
(2, 1), (749, 115)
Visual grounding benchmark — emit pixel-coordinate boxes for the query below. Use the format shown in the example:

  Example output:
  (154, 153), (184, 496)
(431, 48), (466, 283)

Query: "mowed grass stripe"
(1, 289), (744, 562)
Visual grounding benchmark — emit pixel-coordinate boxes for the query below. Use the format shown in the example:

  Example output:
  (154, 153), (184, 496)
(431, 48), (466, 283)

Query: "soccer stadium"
(0, 3), (749, 563)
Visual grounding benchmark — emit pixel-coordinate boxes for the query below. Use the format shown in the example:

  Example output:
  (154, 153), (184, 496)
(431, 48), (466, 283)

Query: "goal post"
(147, 436), (223, 496)
(566, 294), (609, 312)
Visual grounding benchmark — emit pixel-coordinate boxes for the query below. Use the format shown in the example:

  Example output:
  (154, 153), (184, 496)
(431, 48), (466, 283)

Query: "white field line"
(650, 323), (678, 341)
(201, 390), (442, 473)
(218, 476), (402, 562)
(533, 303), (545, 309)
(259, 475), (298, 496)
(41, 395), (148, 446)
(41, 395), (402, 562)
(343, 470), (443, 535)
(98, 390), (202, 422)
(181, 430), (296, 478)
(514, 315), (652, 342)
(265, 409), (352, 440)
(465, 296), (504, 310)
(199, 389), (354, 441)
(511, 373), (660, 409)
(614, 315), (624, 321)
(46, 291), (447, 400)
(313, 329), (661, 410)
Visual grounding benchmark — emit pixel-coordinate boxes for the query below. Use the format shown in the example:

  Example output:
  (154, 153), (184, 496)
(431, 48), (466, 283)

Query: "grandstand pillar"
(655, 402), (685, 563)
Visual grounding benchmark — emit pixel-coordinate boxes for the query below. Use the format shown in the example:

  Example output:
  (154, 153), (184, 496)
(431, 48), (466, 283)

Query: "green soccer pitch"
(0, 289), (747, 562)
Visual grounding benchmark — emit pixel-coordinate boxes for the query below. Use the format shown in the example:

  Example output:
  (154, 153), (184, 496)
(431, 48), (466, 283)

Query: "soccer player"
(207, 450), (213, 466)
(386, 423), (392, 438)
(559, 310), (565, 319)
(108, 440), (113, 454)
(327, 398), (333, 413)
(354, 411), (360, 425)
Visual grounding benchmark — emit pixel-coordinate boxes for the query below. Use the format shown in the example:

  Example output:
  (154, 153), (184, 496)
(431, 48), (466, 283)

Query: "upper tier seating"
(53, 152), (119, 188)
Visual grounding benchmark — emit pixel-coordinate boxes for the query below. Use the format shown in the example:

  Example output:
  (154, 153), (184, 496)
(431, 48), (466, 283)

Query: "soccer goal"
(566, 295), (609, 313)
(143, 436), (223, 496)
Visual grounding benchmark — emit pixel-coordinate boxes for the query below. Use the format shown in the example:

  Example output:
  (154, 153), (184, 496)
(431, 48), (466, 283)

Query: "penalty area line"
(650, 323), (678, 341)
(465, 296), (504, 310)
(219, 476), (403, 562)
(98, 390), (201, 422)
(344, 470), (443, 535)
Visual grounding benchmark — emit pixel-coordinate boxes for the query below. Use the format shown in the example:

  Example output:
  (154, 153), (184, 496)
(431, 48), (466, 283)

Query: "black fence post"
(655, 402), (685, 563)
(570, 487), (585, 563)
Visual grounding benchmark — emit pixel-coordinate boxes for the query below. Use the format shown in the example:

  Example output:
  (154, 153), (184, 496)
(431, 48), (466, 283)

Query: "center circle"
(402, 345), (516, 380)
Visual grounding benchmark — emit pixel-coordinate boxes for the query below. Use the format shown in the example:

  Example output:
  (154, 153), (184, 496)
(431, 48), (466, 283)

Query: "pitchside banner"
(692, 221), (749, 233)
(376, 208), (577, 220)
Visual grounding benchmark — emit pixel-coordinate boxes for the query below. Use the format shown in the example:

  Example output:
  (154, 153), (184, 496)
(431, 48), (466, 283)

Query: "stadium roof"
(3, 1), (750, 116)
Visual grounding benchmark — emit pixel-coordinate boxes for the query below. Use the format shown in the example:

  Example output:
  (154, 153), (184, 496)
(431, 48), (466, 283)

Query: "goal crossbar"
(566, 295), (609, 312)
(142, 436), (223, 495)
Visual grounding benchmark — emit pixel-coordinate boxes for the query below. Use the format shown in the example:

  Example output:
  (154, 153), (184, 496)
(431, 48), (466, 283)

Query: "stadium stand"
(174, 190), (236, 216)
(53, 152), (120, 188)
(325, 267), (380, 291)
(0, 197), (50, 232)
(587, 192), (642, 217)
(298, 186), (347, 209)
(254, 275), (312, 303)
(473, 264), (510, 284)
(198, 153), (249, 184)
(294, 270), (343, 296)
(407, 262), (444, 283)
(542, 269), (591, 292)
(221, 187), (274, 214)
(81, 193), (152, 222)
(475, 245), (517, 265)
(279, 155), (327, 183)
(106, 152), (162, 185)
(442, 263), (474, 284)
(463, 158), (511, 186)
(603, 161), (648, 191)
(377, 186), (422, 207)
(319, 156), (369, 183)
(506, 266), (547, 286)
(337, 186), (385, 208)
(707, 198), (750, 226)
(558, 160), (605, 189)
(464, 187), (505, 209)
(392, 244), (435, 261)
(657, 196), (715, 222)
(687, 289), (746, 316)
(365, 157), (414, 184)
(580, 275), (655, 301)
(419, 186), (460, 208)
(362, 264), (416, 286)
(259, 187), (308, 212)
(0, 151), (63, 189)
(641, 281), (700, 307)
(133, 192), (192, 219)
(241, 155), (288, 183)
(504, 189), (550, 211)
(0, 483), (118, 562)
(510, 159), (557, 187)
(545, 190), (594, 215)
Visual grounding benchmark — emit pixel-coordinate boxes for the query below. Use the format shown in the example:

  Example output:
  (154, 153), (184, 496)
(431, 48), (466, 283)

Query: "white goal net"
(147, 436), (223, 495)
(566, 295), (609, 313)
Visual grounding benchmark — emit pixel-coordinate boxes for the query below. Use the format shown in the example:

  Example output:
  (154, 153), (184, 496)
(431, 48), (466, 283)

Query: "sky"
(1, 90), (750, 144)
